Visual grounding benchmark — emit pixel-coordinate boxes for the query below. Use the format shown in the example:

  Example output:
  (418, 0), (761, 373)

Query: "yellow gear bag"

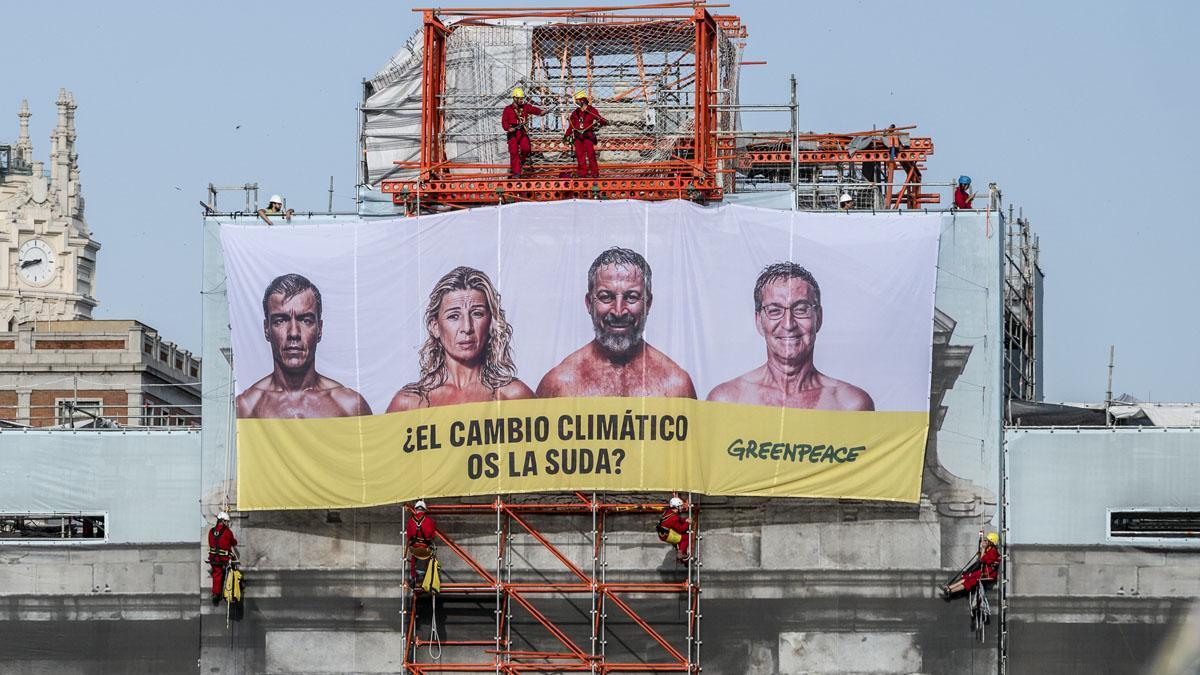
(663, 529), (683, 546)
(420, 557), (441, 594)
(223, 567), (243, 604)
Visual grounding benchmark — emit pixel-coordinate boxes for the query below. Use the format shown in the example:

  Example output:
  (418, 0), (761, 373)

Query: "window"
(55, 398), (102, 426)
(0, 513), (108, 544)
(143, 402), (167, 427)
(1108, 508), (1200, 546)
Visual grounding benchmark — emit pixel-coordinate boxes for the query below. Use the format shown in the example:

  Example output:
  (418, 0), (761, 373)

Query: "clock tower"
(0, 89), (100, 329)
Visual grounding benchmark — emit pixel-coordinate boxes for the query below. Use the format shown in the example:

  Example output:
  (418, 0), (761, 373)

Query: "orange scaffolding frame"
(738, 128), (940, 209)
(374, 2), (937, 212)
(401, 493), (701, 673)
(383, 3), (733, 211)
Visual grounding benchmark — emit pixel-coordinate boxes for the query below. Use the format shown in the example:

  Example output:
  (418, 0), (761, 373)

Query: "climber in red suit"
(657, 497), (692, 563)
(207, 511), (239, 605)
(565, 91), (606, 178)
(501, 88), (544, 178)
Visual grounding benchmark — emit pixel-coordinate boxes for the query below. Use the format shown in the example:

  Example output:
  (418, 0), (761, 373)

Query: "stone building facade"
(0, 320), (200, 427)
(1, 90), (99, 328)
(0, 91), (199, 428)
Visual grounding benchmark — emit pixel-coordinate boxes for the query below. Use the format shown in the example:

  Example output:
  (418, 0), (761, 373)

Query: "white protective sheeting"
(1050, 401), (1200, 427)
(0, 430), (201, 544)
(361, 17), (739, 188)
(1007, 428), (1200, 545)
(362, 24), (534, 187)
(1112, 404), (1200, 427)
(363, 30), (424, 186)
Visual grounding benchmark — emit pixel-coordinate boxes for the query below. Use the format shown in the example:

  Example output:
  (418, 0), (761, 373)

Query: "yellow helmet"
(574, 90), (588, 101)
(511, 87), (524, 98)
(986, 532), (999, 544)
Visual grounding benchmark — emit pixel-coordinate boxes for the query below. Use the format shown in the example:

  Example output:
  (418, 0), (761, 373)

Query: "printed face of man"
(264, 289), (322, 372)
(587, 264), (649, 356)
(756, 277), (823, 364)
(433, 289), (491, 365)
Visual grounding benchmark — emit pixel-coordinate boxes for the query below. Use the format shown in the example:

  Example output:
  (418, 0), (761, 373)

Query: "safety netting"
(362, 15), (741, 186)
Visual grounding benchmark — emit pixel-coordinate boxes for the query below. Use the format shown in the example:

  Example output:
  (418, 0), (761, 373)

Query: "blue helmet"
(958, 175), (972, 186)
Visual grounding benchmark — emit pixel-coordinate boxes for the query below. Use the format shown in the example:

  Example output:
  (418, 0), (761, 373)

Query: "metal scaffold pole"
(504, 503), (513, 659)
(399, 506), (410, 665)
(688, 493), (702, 671)
(789, 74), (798, 209)
(590, 492), (600, 674)
(598, 498), (609, 665)
(999, 438), (1009, 675)
(494, 495), (504, 674)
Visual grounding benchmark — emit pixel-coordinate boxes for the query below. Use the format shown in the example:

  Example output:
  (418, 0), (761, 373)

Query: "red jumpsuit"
(954, 186), (974, 209)
(501, 103), (544, 177)
(407, 512), (438, 583)
(657, 508), (690, 558)
(207, 523), (238, 597)
(565, 104), (607, 178)
(960, 544), (1000, 591)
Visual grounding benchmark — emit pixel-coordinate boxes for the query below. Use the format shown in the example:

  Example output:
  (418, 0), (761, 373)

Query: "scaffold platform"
(401, 493), (701, 673)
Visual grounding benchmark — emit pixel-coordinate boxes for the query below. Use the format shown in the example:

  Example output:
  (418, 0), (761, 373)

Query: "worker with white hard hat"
(838, 193), (853, 211)
(502, 86), (544, 178)
(656, 496), (692, 564)
(406, 500), (439, 587)
(258, 193), (294, 225)
(207, 510), (240, 605)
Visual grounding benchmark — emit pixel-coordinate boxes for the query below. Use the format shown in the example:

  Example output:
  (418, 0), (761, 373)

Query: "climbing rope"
(428, 592), (442, 660)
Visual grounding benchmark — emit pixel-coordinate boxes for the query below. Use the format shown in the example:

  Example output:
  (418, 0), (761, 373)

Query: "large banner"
(221, 201), (938, 510)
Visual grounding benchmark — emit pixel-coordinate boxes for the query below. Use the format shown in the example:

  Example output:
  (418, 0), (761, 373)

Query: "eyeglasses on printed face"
(760, 302), (819, 320)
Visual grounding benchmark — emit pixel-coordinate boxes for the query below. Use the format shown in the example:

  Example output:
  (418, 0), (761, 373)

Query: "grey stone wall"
(192, 498), (996, 675)
(0, 543), (197, 674)
(5, 526), (1197, 673)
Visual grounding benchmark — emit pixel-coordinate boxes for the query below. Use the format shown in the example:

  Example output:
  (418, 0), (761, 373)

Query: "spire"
(16, 99), (31, 164)
(66, 92), (81, 219)
(56, 87), (69, 127)
(66, 92), (78, 176)
(52, 88), (71, 211)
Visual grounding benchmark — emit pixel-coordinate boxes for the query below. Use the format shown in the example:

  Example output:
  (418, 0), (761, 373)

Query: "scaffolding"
(365, 3), (944, 212)
(377, 3), (740, 210)
(401, 493), (700, 673)
(733, 123), (941, 210)
(1003, 208), (1041, 402)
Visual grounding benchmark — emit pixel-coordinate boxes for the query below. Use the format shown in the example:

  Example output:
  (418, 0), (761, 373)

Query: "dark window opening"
(1110, 510), (1200, 539)
(0, 514), (107, 541)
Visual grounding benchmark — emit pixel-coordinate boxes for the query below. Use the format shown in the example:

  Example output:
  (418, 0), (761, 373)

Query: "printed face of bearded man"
(586, 262), (651, 357)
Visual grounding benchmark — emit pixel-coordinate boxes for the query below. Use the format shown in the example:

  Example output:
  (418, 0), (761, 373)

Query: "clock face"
(18, 239), (56, 286)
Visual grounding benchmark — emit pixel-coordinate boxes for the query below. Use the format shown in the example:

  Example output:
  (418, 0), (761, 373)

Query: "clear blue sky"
(4, 1), (1198, 402)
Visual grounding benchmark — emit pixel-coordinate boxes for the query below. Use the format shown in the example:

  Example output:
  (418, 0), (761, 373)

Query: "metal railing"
(0, 513), (108, 544)
(0, 400), (202, 430)
(733, 180), (1000, 212)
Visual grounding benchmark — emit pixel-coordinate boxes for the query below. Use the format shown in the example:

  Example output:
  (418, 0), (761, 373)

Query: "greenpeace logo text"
(726, 439), (866, 464)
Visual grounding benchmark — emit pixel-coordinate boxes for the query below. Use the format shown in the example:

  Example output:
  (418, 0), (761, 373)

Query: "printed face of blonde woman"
(433, 289), (492, 365)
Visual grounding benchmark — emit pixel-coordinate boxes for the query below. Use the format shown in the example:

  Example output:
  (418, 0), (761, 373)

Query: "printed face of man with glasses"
(757, 276), (822, 364)
(706, 262), (874, 411)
